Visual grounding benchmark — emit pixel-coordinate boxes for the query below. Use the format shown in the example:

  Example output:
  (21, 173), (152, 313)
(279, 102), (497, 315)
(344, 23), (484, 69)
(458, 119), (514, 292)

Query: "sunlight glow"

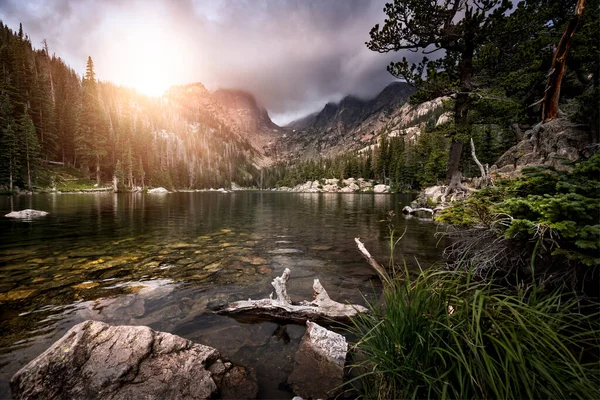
(99, 14), (191, 97)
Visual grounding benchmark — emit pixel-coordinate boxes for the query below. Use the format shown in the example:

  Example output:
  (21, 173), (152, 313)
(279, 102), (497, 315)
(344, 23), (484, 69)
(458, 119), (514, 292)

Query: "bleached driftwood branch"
(354, 238), (389, 283)
(402, 205), (434, 216)
(216, 268), (367, 324)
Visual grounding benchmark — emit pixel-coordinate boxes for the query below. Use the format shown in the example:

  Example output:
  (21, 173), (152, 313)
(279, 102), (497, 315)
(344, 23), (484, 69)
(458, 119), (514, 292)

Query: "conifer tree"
(367, 0), (512, 192)
(19, 109), (40, 190)
(77, 56), (107, 185)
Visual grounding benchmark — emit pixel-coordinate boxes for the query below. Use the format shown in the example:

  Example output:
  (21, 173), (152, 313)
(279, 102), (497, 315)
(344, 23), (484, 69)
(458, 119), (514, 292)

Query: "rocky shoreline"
(270, 178), (390, 193)
(4, 178), (392, 195)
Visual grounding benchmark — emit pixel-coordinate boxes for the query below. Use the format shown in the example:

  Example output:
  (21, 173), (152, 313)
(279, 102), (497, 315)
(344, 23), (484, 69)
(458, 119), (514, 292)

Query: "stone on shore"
(147, 187), (170, 193)
(288, 321), (348, 399)
(10, 320), (258, 400)
(373, 184), (390, 193)
(5, 209), (49, 219)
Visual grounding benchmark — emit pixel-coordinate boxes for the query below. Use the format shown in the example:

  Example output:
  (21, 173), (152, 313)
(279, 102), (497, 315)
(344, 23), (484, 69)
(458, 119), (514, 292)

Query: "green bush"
(349, 265), (600, 399)
(436, 154), (600, 288)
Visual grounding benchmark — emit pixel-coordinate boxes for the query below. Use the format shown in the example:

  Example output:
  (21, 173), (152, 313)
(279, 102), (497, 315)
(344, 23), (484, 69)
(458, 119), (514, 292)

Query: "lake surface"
(0, 192), (446, 399)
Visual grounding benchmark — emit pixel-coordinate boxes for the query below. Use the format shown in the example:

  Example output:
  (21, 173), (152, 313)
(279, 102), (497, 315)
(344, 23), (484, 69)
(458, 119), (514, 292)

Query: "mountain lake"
(0, 191), (447, 399)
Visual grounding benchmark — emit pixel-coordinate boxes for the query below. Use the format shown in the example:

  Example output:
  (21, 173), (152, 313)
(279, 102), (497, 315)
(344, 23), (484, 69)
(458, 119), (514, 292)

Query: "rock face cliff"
(164, 84), (284, 168)
(281, 84), (450, 160)
(213, 89), (285, 166)
(163, 82), (445, 169)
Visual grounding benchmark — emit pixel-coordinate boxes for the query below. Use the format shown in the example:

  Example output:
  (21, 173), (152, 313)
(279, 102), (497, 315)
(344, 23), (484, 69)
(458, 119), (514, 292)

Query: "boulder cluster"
(275, 177), (390, 193)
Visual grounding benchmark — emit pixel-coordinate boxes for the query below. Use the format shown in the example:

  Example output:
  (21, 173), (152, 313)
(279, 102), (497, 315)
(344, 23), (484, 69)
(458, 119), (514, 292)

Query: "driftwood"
(402, 205), (434, 216)
(354, 238), (389, 283)
(216, 268), (367, 324)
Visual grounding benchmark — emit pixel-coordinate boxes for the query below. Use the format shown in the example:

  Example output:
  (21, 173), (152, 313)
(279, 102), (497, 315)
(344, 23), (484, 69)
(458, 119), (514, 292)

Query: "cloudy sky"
(0, 0), (405, 124)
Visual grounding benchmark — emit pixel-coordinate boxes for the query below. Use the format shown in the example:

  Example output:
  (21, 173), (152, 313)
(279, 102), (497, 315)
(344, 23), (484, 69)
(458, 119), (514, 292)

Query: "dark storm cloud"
(0, 0), (417, 124)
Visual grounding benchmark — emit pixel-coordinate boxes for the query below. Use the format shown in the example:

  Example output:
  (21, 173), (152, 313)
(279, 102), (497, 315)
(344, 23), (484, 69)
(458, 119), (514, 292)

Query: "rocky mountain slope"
(163, 84), (284, 168)
(213, 89), (285, 165)
(279, 83), (450, 160)
(163, 82), (447, 170)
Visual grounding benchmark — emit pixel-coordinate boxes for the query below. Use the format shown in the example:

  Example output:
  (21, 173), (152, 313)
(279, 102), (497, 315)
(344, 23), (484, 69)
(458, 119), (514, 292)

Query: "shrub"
(436, 154), (600, 290)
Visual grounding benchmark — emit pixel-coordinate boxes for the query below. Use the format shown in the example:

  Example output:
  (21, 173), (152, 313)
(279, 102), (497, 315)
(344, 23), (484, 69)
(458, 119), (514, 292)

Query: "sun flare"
(101, 19), (189, 97)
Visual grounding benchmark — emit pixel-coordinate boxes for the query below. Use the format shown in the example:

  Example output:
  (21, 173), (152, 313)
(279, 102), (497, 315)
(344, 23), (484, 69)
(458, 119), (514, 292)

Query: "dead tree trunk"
(542, 0), (586, 121)
(470, 138), (489, 187)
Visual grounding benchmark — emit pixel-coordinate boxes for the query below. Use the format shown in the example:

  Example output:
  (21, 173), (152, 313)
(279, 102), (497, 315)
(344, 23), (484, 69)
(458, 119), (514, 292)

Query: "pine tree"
(19, 109), (40, 190)
(367, 0), (512, 192)
(77, 56), (107, 185)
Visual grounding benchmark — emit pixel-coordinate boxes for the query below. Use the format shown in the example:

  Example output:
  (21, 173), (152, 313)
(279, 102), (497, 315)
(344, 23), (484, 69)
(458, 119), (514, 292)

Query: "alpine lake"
(0, 191), (447, 399)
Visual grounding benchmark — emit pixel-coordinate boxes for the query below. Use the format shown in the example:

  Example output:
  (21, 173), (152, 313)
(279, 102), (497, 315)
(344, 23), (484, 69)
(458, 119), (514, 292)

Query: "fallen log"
(402, 205), (434, 216)
(216, 268), (367, 324)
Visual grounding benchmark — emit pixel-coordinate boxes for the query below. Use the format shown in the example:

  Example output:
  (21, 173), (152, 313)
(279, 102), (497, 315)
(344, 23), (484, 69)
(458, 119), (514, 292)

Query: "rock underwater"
(10, 320), (258, 400)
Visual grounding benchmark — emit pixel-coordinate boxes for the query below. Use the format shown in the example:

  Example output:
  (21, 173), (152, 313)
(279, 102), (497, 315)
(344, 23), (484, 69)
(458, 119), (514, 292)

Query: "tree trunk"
(9, 161), (13, 192)
(26, 143), (32, 191)
(95, 153), (101, 186)
(542, 0), (586, 121)
(470, 137), (488, 187)
(446, 24), (475, 189)
(446, 139), (464, 183)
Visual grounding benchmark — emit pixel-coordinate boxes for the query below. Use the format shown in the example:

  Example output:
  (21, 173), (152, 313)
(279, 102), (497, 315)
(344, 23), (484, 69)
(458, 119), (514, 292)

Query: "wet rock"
(204, 262), (222, 272)
(249, 256), (267, 265)
(256, 265), (272, 275)
(288, 321), (348, 399)
(5, 209), (49, 219)
(170, 243), (196, 249)
(268, 249), (303, 254)
(310, 245), (333, 251)
(71, 281), (100, 290)
(10, 320), (258, 400)
(0, 289), (37, 302)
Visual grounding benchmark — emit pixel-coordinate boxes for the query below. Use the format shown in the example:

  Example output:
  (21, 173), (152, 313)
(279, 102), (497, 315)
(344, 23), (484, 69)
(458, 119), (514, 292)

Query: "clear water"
(0, 192), (446, 399)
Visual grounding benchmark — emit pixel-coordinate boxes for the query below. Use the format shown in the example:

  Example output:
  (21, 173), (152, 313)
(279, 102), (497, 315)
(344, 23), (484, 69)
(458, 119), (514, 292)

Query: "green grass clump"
(349, 265), (600, 399)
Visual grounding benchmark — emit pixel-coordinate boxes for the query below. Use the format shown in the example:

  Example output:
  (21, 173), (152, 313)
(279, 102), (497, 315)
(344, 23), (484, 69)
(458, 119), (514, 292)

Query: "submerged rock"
(10, 320), (258, 400)
(5, 209), (49, 219)
(287, 321), (348, 399)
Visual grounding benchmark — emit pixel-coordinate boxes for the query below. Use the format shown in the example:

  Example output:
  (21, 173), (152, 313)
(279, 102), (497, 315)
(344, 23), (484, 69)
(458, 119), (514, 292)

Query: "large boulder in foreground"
(288, 321), (348, 399)
(5, 209), (48, 219)
(10, 320), (257, 400)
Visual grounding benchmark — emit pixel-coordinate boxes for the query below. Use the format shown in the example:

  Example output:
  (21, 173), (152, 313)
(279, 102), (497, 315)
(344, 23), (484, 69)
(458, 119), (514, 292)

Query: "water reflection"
(0, 192), (447, 398)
